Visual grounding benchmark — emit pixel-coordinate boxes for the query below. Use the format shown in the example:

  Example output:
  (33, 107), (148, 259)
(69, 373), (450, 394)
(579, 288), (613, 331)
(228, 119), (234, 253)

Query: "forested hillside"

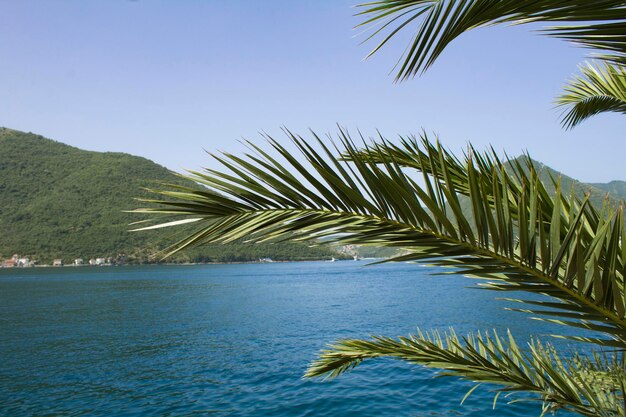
(0, 128), (338, 264)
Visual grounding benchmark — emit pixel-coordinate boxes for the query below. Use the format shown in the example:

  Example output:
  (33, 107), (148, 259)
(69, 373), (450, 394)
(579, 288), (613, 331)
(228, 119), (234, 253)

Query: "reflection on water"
(0, 262), (575, 416)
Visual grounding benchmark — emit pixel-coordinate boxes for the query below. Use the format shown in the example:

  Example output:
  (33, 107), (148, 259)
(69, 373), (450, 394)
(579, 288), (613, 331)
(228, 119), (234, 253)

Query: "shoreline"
(1, 258), (364, 269)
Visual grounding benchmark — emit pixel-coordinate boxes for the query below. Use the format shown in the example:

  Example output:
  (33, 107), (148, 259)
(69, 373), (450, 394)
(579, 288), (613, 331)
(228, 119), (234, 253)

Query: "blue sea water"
(0, 261), (580, 416)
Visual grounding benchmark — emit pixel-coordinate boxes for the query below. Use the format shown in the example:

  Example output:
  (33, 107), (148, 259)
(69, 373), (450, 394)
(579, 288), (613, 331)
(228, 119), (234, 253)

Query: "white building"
(17, 258), (33, 267)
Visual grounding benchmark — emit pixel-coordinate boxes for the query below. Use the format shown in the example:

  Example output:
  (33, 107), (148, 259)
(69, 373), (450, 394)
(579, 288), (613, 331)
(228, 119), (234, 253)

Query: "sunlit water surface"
(0, 261), (580, 416)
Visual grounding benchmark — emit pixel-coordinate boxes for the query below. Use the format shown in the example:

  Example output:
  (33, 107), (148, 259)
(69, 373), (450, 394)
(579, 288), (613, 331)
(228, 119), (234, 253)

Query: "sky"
(1, 1), (624, 182)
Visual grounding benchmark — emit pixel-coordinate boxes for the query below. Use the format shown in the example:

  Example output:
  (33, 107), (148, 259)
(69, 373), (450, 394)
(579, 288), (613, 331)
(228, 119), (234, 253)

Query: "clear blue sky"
(1, 1), (623, 182)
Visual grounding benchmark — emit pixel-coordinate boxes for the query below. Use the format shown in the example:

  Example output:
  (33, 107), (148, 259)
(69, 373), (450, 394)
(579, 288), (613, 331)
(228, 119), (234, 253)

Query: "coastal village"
(1, 254), (114, 268)
(1, 246), (363, 268)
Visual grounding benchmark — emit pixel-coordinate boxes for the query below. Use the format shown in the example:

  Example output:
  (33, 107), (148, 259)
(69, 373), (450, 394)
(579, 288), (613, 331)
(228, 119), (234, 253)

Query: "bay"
(0, 261), (577, 416)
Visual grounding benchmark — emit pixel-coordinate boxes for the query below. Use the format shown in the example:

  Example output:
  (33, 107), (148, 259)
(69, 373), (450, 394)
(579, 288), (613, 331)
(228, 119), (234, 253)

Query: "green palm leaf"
(355, 0), (626, 81)
(558, 62), (626, 128)
(132, 129), (626, 349)
(306, 328), (625, 417)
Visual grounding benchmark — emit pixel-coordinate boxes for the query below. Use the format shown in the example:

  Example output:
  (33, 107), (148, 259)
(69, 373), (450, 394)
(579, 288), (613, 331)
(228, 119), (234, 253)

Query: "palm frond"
(306, 328), (625, 417)
(355, 0), (626, 81)
(557, 62), (626, 128)
(344, 132), (610, 243)
(132, 129), (626, 348)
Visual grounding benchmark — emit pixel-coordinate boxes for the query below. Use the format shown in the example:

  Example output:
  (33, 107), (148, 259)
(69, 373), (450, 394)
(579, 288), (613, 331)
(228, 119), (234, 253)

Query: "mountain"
(452, 158), (623, 236)
(0, 128), (339, 264)
(519, 158), (623, 208)
(589, 181), (626, 202)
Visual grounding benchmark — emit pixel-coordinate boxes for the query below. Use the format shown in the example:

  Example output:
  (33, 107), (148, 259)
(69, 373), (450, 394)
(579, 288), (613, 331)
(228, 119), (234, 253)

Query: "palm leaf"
(355, 0), (626, 81)
(557, 62), (626, 128)
(305, 328), (625, 416)
(132, 129), (626, 348)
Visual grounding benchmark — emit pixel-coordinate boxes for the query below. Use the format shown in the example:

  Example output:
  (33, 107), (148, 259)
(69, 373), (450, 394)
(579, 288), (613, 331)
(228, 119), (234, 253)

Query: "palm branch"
(355, 0), (626, 81)
(557, 62), (626, 128)
(305, 328), (626, 416)
(132, 129), (626, 349)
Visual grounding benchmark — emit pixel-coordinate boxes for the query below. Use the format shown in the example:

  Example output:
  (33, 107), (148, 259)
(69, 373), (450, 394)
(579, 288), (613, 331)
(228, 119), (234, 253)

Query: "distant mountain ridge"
(0, 128), (338, 264)
(589, 181), (626, 201)
(519, 158), (626, 207)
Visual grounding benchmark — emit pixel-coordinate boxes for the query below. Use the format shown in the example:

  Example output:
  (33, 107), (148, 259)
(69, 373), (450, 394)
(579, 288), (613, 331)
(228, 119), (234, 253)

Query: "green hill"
(0, 128), (339, 264)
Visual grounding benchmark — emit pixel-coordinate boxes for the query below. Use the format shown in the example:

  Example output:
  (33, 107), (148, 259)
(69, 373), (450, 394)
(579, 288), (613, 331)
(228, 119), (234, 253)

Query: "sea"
(0, 261), (580, 416)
